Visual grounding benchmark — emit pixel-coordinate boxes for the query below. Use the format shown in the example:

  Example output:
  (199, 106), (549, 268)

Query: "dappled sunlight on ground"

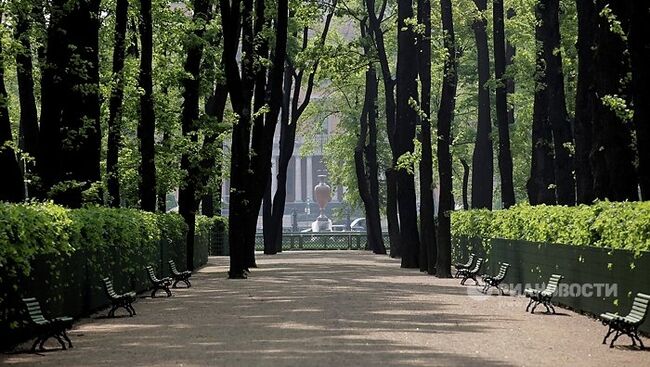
(2, 251), (648, 366)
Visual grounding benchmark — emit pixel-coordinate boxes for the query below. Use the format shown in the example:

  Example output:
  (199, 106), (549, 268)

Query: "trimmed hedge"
(0, 202), (220, 348)
(451, 201), (650, 253)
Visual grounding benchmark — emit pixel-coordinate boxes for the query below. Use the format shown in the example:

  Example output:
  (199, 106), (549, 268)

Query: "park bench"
(453, 253), (476, 278)
(22, 297), (73, 352)
(102, 277), (137, 317)
(524, 274), (563, 314)
(459, 257), (484, 285)
(600, 292), (649, 348)
(146, 265), (172, 298)
(481, 262), (510, 295)
(168, 260), (192, 288)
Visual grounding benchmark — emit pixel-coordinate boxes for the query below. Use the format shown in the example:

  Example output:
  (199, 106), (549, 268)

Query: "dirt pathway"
(2, 251), (648, 366)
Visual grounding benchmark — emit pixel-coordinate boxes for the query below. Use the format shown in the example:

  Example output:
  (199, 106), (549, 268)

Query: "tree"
(470, 0), (493, 210)
(396, 0), (421, 268)
(13, 0), (39, 196)
(355, 22), (386, 255)
(493, 0), (515, 209)
(137, 0), (157, 211)
(541, 0), (575, 206)
(0, 28), (25, 203)
(37, 0), (102, 208)
(221, 0), (288, 277)
(264, 1), (336, 255)
(417, 0), (436, 273)
(629, 1), (650, 200)
(528, 0), (556, 205)
(106, 0), (130, 207)
(574, 0), (596, 204)
(435, 0), (458, 278)
(366, 0), (401, 257)
(591, 0), (637, 201)
(179, 0), (213, 271)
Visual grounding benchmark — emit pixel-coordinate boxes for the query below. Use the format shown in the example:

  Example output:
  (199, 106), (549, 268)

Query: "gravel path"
(2, 251), (648, 366)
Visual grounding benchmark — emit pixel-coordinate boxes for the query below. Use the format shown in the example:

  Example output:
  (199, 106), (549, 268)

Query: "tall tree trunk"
(435, 0), (458, 278)
(460, 158), (470, 210)
(506, 8), (516, 125)
(37, 0), (102, 207)
(630, 1), (650, 200)
(591, 0), (637, 201)
(417, 0), (436, 273)
(179, 0), (212, 271)
(470, 0), (493, 210)
(356, 24), (386, 255)
(266, 4), (334, 254)
(397, 0), (421, 268)
(138, 0), (156, 212)
(493, 0), (515, 208)
(574, 0), (596, 204)
(106, 0), (129, 207)
(542, 0), (575, 205)
(268, 66), (294, 254)
(14, 4), (39, 197)
(0, 34), (25, 203)
(528, 3), (556, 205)
(367, 0), (401, 257)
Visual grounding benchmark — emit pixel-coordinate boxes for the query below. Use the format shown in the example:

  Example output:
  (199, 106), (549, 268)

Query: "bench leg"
(61, 330), (73, 348)
(525, 298), (534, 312)
(635, 331), (645, 349)
(548, 302), (556, 314)
(31, 337), (41, 352)
(184, 279), (191, 288)
(497, 285), (504, 295)
(164, 286), (172, 297)
(39, 336), (48, 351)
(53, 333), (67, 350)
(531, 300), (540, 313)
(602, 325), (614, 344)
(126, 303), (136, 316)
(610, 330), (622, 348)
(108, 305), (117, 318)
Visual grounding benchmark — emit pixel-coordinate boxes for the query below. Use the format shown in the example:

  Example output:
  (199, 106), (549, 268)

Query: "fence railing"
(209, 232), (391, 255)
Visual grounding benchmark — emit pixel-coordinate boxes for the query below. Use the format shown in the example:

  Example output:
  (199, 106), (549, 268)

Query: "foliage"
(0, 202), (188, 279)
(451, 201), (650, 253)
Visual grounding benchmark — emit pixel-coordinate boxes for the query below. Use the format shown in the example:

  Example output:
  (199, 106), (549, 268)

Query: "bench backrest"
(169, 260), (180, 274)
(625, 293), (650, 324)
(102, 277), (119, 299)
(22, 298), (47, 324)
(469, 258), (484, 273)
(462, 253), (476, 268)
(146, 266), (158, 282)
(543, 274), (564, 294)
(494, 263), (510, 281)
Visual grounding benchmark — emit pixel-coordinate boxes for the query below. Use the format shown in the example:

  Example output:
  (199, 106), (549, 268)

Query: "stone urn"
(314, 175), (332, 219)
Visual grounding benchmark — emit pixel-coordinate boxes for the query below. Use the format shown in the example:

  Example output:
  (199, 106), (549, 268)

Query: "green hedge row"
(451, 201), (650, 253)
(0, 202), (224, 348)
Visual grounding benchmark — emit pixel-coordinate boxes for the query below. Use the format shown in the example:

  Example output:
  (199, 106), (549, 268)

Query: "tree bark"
(179, 0), (212, 271)
(470, 0), (493, 210)
(493, 0), (515, 208)
(356, 24), (386, 255)
(574, 0), (596, 204)
(435, 0), (458, 278)
(266, 4), (334, 254)
(417, 0), (436, 273)
(37, 0), (102, 207)
(397, 0), (421, 268)
(137, 0), (156, 212)
(591, 0), (637, 201)
(528, 3), (557, 205)
(106, 0), (129, 207)
(460, 158), (470, 210)
(0, 34), (25, 203)
(541, 0), (575, 205)
(14, 3), (39, 197)
(366, 0), (401, 257)
(630, 1), (650, 200)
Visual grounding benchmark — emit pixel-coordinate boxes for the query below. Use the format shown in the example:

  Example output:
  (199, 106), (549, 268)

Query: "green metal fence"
(210, 232), (391, 255)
